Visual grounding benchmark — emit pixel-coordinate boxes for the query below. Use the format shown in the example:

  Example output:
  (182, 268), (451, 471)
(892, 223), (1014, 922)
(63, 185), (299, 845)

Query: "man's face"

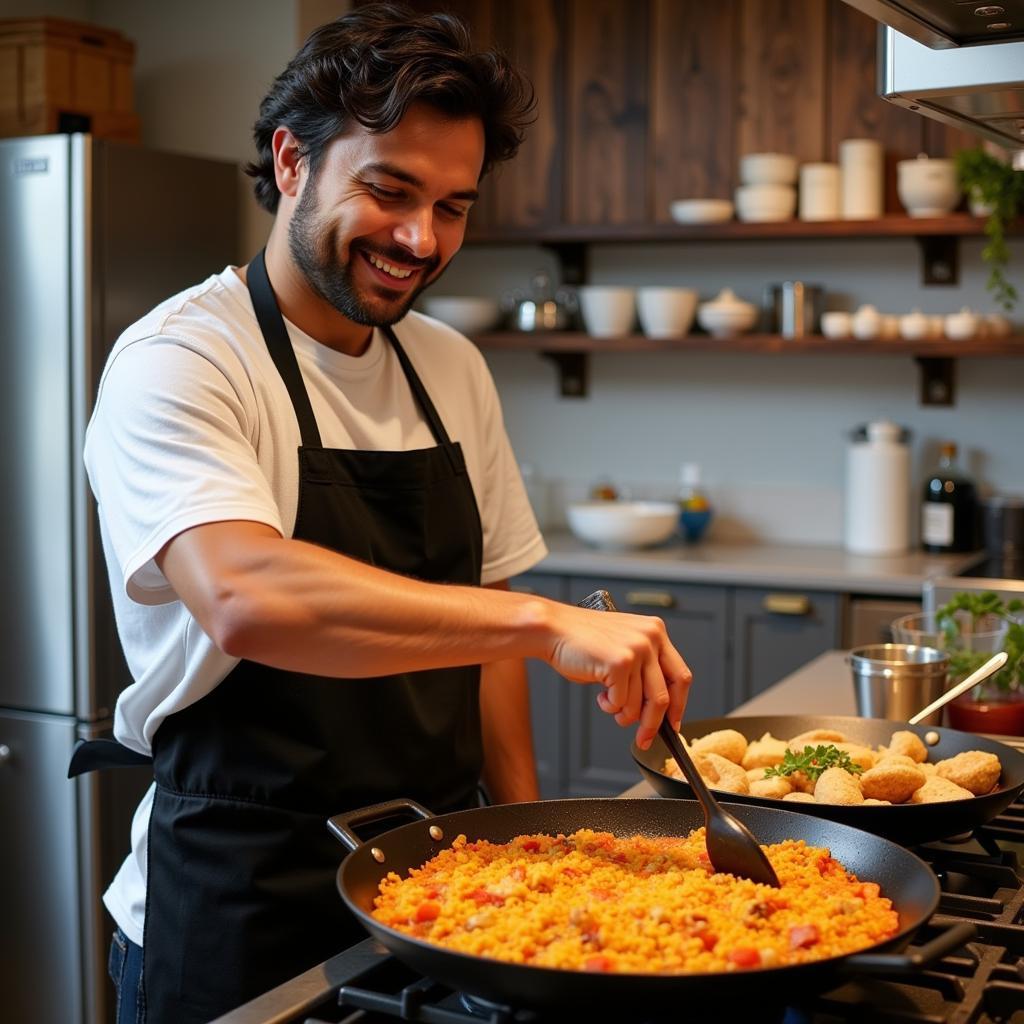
(287, 103), (484, 328)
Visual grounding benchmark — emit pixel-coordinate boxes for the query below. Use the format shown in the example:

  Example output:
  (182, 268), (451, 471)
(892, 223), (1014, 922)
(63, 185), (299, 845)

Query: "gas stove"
(214, 743), (1024, 1024)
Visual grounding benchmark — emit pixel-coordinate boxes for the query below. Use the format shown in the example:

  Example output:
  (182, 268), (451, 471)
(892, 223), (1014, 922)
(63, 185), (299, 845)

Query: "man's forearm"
(160, 521), (550, 677)
(479, 656), (540, 804)
(159, 520), (693, 749)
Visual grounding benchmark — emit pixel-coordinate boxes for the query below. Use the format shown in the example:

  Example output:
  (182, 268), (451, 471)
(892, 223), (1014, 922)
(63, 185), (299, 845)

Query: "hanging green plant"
(954, 148), (1024, 311)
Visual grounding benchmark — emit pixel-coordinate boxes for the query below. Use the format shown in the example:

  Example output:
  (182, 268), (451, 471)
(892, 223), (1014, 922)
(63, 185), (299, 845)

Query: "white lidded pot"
(844, 419), (911, 555)
(897, 155), (960, 218)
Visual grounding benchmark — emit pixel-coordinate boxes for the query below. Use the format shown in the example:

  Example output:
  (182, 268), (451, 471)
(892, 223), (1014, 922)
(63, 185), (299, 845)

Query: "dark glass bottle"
(921, 442), (978, 553)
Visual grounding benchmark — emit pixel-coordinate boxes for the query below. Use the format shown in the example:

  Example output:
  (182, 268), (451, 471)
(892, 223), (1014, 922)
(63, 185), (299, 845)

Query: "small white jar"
(851, 304), (882, 340)
(944, 307), (979, 340)
(899, 309), (929, 340)
(821, 311), (852, 338)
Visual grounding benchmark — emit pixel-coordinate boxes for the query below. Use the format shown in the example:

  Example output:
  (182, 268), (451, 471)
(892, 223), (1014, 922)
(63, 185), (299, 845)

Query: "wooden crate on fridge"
(0, 17), (140, 142)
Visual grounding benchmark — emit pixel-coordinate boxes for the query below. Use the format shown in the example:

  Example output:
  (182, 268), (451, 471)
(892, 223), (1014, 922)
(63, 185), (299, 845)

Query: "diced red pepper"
(414, 901), (441, 923)
(727, 947), (761, 968)
(789, 924), (821, 950)
(584, 955), (614, 973)
(521, 838), (541, 852)
(699, 931), (718, 952)
(466, 888), (505, 906)
(816, 855), (838, 876)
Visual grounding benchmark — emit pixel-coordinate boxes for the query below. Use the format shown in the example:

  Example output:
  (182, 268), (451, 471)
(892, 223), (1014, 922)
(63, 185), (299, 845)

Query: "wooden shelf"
(464, 214), (1003, 246)
(463, 214), (1021, 286)
(474, 332), (1024, 355)
(473, 333), (1024, 405)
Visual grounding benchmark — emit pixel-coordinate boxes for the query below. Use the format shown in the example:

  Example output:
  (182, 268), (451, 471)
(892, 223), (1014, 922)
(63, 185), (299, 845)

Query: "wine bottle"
(921, 442), (978, 553)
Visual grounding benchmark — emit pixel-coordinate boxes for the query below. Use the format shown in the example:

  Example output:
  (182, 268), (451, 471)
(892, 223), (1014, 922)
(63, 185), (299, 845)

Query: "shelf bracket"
(915, 356), (956, 406)
(916, 234), (959, 286)
(540, 351), (589, 398)
(543, 241), (589, 286)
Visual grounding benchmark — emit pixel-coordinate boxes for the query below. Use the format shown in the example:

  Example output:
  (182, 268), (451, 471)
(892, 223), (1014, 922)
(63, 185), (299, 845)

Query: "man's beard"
(287, 177), (442, 328)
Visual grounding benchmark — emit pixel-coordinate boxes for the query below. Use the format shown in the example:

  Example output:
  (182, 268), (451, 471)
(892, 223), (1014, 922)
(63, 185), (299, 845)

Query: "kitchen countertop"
(533, 532), (983, 596)
(620, 649), (854, 798)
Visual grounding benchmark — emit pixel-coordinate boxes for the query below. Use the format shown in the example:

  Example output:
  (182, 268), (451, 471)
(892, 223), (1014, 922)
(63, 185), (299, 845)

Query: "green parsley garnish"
(763, 744), (864, 784)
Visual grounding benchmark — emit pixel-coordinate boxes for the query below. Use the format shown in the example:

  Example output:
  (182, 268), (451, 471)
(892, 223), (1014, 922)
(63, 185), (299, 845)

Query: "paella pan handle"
(327, 798), (434, 853)
(839, 921), (976, 976)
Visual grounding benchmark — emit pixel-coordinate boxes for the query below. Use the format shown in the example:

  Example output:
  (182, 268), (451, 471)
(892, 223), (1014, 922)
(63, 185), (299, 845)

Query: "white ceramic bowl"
(897, 157), (960, 218)
(421, 296), (501, 336)
(669, 199), (734, 225)
(820, 311), (852, 339)
(566, 501), (679, 549)
(734, 183), (797, 223)
(578, 286), (636, 338)
(636, 287), (698, 339)
(739, 152), (798, 186)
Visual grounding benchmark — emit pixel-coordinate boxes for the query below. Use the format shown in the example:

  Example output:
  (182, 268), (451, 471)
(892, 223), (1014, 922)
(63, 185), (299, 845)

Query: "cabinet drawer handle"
(625, 591), (676, 609)
(762, 593), (811, 616)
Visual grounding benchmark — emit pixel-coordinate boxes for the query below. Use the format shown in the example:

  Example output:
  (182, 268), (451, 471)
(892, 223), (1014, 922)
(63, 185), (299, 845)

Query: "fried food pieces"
(662, 725), (1003, 807)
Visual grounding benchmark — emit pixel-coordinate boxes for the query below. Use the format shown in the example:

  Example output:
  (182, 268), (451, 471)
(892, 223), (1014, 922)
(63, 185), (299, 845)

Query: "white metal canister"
(844, 420), (910, 555)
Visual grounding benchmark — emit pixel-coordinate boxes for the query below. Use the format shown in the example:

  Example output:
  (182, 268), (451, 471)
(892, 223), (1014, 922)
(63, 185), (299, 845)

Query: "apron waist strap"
(67, 737), (153, 777)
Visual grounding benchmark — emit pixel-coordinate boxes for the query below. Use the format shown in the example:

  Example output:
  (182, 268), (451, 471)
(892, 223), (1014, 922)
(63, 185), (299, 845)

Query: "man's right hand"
(540, 603), (691, 751)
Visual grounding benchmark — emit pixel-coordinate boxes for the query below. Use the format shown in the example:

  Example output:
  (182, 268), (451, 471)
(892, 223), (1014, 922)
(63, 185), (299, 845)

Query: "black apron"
(71, 250), (484, 1024)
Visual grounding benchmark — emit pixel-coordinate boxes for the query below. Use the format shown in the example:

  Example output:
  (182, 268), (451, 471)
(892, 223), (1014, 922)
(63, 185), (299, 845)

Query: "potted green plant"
(954, 147), (1024, 312)
(934, 590), (1024, 735)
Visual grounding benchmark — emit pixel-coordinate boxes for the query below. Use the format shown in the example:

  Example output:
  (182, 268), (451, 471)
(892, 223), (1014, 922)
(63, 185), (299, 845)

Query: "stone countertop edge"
(533, 532), (983, 597)
(619, 649), (855, 799)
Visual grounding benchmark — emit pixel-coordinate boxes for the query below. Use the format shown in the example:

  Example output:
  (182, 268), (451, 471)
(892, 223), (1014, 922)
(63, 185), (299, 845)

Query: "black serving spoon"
(579, 589), (781, 888)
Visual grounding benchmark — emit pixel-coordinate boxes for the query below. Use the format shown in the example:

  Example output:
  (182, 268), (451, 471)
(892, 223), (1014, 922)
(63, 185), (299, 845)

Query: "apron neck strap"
(246, 250), (456, 456)
(381, 324), (453, 448)
(246, 249), (323, 448)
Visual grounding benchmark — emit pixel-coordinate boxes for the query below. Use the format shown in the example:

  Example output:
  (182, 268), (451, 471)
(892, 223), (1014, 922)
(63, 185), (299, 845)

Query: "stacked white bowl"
(735, 153), (797, 223)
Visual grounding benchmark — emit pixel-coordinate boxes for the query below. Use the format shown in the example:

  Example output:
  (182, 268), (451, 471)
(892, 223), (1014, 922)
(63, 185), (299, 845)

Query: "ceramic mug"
(578, 286), (636, 338)
(636, 287), (697, 339)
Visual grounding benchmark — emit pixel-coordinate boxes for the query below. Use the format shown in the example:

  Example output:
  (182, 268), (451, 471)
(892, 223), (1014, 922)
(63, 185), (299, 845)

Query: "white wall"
(10, 1), (1020, 546)
(438, 235), (1023, 544)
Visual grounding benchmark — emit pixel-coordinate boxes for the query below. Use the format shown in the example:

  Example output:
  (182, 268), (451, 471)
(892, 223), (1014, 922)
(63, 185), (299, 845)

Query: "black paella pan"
(632, 714), (1024, 846)
(327, 796), (973, 1012)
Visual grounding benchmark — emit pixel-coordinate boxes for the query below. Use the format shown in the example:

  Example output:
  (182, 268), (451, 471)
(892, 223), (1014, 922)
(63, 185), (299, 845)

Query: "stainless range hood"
(843, 1), (1024, 149)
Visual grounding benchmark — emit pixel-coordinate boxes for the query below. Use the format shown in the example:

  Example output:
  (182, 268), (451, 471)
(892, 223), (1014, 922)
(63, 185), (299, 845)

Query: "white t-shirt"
(84, 266), (547, 945)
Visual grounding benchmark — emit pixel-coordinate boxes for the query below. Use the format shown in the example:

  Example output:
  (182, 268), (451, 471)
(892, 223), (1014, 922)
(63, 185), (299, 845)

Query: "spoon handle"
(657, 719), (716, 824)
(908, 651), (1009, 726)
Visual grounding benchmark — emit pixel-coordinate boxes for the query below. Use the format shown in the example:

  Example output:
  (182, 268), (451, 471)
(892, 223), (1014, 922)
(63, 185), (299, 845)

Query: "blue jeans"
(108, 927), (145, 1024)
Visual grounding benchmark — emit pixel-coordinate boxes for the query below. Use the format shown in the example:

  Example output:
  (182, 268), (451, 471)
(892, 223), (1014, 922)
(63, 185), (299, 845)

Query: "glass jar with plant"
(934, 590), (1024, 734)
(954, 148), (1024, 312)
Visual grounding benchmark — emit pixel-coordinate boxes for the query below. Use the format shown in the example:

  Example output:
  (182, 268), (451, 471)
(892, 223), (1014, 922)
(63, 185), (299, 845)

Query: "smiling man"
(79, 5), (691, 1023)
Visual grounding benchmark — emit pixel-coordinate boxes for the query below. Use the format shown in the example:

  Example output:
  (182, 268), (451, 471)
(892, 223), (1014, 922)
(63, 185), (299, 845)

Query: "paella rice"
(371, 828), (899, 974)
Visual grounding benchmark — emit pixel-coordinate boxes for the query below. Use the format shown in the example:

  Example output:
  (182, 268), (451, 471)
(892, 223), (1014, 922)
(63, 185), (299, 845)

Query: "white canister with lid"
(799, 162), (840, 221)
(844, 420), (911, 555)
(839, 139), (884, 220)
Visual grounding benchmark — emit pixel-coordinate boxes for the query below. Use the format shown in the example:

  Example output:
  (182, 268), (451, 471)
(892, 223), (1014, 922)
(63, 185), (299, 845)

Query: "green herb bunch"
(954, 148), (1024, 311)
(764, 744), (864, 784)
(935, 590), (1024, 696)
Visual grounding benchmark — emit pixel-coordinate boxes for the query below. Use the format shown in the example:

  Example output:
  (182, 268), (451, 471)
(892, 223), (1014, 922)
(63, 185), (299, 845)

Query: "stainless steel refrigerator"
(0, 134), (238, 1024)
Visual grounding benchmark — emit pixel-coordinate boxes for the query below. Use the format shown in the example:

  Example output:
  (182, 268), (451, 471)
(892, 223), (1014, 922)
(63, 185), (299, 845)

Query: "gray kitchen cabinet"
(563, 576), (729, 797)
(730, 587), (842, 705)
(509, 572), (570, 799)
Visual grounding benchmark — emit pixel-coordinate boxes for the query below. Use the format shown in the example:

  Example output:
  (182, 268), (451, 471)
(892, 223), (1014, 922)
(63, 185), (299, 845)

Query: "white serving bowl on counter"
(421, 296), (502, 336)
(566, 501), (679, 549)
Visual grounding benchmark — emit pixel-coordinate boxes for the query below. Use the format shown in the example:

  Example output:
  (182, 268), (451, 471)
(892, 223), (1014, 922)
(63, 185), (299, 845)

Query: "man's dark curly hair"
(245, 3), (535, 214)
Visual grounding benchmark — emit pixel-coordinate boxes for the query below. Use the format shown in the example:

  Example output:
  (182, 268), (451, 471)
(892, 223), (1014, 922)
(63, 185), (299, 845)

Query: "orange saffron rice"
(372, 828), (900, 974)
